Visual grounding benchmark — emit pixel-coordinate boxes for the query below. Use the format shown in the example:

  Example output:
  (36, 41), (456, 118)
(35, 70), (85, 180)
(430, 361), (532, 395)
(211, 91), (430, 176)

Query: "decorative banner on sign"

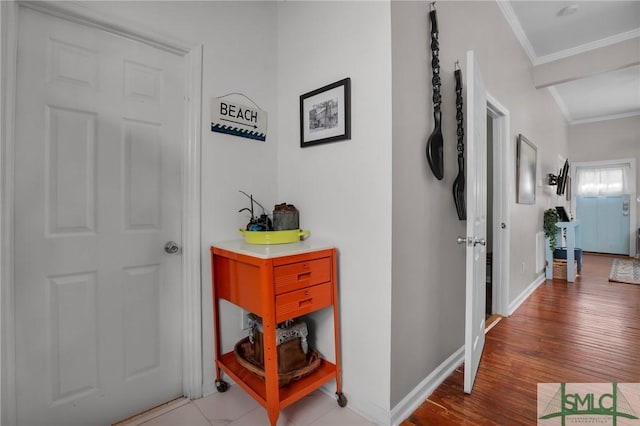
(211, 94), (268, 141)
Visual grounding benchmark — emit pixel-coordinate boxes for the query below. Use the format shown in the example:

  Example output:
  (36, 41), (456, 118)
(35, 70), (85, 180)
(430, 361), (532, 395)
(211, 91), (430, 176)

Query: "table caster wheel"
(336, 392), (347, 407)
(216, 380), (229, 393)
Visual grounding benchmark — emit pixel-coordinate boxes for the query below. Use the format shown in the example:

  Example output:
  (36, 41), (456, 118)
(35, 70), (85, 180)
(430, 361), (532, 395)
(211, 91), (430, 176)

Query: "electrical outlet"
(240, 309), (250, 331)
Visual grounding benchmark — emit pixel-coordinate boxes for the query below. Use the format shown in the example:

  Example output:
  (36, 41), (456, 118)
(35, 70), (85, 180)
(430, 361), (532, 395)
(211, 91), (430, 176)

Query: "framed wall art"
(516, 134), (537, 204)
(300, 78), (351, 147)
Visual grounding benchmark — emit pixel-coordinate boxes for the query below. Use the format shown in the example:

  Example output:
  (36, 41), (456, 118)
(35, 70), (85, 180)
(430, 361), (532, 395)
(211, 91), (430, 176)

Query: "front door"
(464, 50), (487, 394)
(577, 195), (630, 255)
(14, 7), (184, 425)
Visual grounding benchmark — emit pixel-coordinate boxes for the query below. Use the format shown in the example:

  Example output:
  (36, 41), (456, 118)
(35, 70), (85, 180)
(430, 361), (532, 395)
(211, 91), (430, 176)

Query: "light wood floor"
(402, 253), (640, 425)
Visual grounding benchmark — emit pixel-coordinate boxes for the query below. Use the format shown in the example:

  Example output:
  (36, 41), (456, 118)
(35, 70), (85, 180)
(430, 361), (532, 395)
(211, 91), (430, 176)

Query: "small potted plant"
(544, 208), (560, 251)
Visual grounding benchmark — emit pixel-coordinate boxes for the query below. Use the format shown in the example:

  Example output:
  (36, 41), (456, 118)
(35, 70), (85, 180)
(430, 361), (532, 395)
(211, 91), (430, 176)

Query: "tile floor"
(131, 386), (375, 426)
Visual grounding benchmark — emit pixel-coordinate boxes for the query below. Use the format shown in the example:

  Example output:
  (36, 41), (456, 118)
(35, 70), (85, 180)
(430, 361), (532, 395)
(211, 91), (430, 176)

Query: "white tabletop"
(211, 238), (335, 259)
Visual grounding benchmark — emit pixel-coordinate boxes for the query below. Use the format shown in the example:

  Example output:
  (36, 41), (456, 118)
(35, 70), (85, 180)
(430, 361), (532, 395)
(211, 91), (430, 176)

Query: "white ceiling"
(501, 1), (640, 124)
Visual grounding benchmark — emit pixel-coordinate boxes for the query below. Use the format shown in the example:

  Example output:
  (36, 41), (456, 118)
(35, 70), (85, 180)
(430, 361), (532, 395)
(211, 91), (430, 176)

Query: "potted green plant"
(544, 208), (560, 251)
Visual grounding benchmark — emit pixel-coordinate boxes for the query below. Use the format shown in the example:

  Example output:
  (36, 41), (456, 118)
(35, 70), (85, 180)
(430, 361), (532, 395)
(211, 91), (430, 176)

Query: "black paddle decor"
(453, 61), (466, 220)
(426, 2), (444, 180)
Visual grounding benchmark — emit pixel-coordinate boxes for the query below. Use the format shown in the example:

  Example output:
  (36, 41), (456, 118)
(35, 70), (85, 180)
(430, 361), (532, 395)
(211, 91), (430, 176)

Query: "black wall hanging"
(453, 61), (466, 220)
(426, 2), (444, 180)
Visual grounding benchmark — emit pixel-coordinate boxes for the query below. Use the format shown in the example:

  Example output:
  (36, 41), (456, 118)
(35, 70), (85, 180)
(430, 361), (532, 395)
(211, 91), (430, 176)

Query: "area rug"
(609, 258), (640, 285)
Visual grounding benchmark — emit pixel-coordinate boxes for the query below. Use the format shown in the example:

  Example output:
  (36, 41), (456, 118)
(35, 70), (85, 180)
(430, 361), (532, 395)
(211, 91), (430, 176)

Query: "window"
(575, 164), (630, 196)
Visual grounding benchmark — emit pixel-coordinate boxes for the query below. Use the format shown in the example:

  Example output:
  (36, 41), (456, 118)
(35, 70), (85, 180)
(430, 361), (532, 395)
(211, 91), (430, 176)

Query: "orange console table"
(210, 240), (346, 426)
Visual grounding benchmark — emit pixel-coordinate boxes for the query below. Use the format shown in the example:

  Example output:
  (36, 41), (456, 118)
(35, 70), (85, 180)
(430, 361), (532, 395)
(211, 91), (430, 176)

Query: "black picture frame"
(300, 78), (351, 147)
(516, 134), (537, 204)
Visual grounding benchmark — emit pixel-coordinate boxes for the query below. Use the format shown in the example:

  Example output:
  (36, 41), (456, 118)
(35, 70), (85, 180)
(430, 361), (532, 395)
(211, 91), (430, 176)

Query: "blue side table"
(545, 220), (581, 282)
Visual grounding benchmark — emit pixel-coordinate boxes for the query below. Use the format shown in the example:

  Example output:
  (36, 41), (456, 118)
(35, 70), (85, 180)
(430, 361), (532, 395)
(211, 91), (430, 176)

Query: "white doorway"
(1, 2), (203, 425)
(487, 96), (511, 318)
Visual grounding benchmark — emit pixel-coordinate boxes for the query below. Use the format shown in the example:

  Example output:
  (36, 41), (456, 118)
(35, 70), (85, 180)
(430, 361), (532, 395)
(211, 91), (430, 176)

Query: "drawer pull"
(274, 257), (331, 294)
(275, 282), (332, 322)
(299, 298), (313, 307)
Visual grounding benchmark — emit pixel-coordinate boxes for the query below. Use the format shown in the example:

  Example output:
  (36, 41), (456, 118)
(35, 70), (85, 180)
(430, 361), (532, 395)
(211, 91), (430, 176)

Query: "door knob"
(473, 238), (486, 247)
(164, 241), (180, 254)
(458, 236), (486, 246)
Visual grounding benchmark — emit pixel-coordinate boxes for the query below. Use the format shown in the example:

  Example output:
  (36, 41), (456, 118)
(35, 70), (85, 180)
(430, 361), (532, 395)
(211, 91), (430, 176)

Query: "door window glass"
(575, 164), (630, 196)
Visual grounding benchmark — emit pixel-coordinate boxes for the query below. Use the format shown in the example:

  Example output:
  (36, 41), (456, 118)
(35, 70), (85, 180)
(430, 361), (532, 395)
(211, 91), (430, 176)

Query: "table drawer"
(273, 257), (331, 294)
(275, 283), (332, 323)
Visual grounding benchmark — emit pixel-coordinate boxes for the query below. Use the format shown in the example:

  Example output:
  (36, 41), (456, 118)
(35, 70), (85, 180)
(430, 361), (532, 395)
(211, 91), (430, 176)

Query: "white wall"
(276, 2), (393, 422)
(1, 1), (578, 423)
(71, 1), (395, 420)
(390, 0), (569, 409)
(75, 0), (280, 395)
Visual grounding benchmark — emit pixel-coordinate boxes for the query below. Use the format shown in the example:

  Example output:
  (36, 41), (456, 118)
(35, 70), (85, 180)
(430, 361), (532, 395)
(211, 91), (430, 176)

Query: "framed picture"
(516, 134), (537, 204)
(300, 78), (351, 147)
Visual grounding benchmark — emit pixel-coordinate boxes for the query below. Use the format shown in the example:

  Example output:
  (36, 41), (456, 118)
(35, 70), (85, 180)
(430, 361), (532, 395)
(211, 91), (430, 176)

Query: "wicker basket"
(553, 259), (578, 280)
(234, 336), (321, 387)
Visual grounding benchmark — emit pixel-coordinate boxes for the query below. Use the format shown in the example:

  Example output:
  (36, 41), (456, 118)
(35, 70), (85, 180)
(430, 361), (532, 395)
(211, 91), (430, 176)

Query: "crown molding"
(496, 0), (538, 65)
(498, 1), (640, 67)
(536, 28), (640, 65)
(570, 109), (640, 125)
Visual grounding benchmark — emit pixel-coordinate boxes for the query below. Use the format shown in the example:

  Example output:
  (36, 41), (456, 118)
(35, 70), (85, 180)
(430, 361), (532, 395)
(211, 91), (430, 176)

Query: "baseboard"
(112, 398), (190, 426)
(310, 274), (545, 426)
(201, 274), (543, 425)
(202, 379), (217, 397)
(508, 273), (545, 315)
(200, 276), (543, 424)
(202, 376), (237, 398)
(389, 345), (465, 426)
(318, 384), (389, 426)
(203, 274), (540, 426)
(386, 279), (542, 426)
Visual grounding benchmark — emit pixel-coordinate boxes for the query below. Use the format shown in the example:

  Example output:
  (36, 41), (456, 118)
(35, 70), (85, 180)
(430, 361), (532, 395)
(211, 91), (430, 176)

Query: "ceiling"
(500, 1), (640, 124)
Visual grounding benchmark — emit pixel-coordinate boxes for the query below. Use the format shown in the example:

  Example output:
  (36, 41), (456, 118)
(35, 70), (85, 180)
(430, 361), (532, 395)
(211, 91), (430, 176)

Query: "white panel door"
(14, 8), (184, 425)
(464, 50), (487, 394)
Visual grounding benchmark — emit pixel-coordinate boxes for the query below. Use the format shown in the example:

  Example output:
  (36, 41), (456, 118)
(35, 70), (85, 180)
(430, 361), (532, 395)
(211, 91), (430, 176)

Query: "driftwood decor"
(452, 61), (466, 220)
(425, 2), (443, 180)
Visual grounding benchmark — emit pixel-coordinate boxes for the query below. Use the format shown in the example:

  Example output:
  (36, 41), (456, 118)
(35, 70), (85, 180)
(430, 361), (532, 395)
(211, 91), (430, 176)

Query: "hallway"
(402, 254), (640, 425)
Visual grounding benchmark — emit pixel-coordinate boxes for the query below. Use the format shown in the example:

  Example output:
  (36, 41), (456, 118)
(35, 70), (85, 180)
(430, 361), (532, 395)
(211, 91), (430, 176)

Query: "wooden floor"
(402, 253), (640, 425)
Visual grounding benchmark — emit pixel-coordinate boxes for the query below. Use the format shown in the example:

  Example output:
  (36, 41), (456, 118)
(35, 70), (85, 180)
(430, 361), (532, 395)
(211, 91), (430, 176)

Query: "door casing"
(0, 2), (204, 423)
(487, 95), (511, 317)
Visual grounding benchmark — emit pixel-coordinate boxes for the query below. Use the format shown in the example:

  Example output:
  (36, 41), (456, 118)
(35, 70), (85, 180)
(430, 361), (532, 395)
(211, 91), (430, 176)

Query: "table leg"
(267, 406), (279, 426)
(263, 312), (280, 425)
